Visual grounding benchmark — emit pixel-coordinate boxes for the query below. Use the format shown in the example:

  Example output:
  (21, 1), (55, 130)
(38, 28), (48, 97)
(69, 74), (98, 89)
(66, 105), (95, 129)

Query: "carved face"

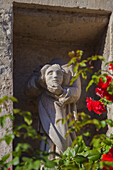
(45, 64), (63, 87)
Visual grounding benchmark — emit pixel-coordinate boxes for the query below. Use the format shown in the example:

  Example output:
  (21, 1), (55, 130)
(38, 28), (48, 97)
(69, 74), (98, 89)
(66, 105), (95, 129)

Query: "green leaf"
(102, 76), (107, 83)
(78, 142), (86, 153)
(68, 60), (73, 66)
(56, 119), (62, 124)
(68, 51), (75, 58)
(24, 116), (32, 125)
(70, 74), (80, 85)
(13, 109), (20, 114)
(15, 143), (30, 152)
(33, 160), (40, 169)
(63, 147), (71, 156)
(44, 159), (55, 168)
(62, 118), (66, 125)
(101, 120), (106, 128)
(76, 50), (83, 58)
(87, 149), (101, 161)
(98, 55), (105, 61)
(72, 136), (83, 147)
(9, 97), (18, 102)
(83, 162), (91, 170)
(83, 132), (91, 137)
(4, 134), (15, 145)
(74, 144), (79, 153)
(79, 62), (86, 67)
(1, 153), (10, 162)
(73, 64), (79, 73)
(11, 157), (19, 166)
(86, 80), (94, 92)
(103, 161), (113, 167)
(106, 119), (113, 127)
(22, 157), (32, 162)
(91, 138), (101, 148)
(68, 120), (75, 127)
(74, 155), (87, 163)
(91, 55), (98, 60)
(21, 111), (31, 116)
(81, 72), (87, 79)
(0, 96), (8, 104)
(92, 119), (101, 129)
(105, 62), (110, 66)
(0, 116), (6, 127)
(110, 134), (113, 139)
(103, 138), (111, 145)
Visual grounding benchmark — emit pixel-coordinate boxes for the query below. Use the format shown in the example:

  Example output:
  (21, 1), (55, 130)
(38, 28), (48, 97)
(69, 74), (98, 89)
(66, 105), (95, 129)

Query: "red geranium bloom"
(110, 147), (113, 154)
(86, 97), (93, 111)
(103, 165), (113, 170)
(95, 88), (104, 98)
(97, 76), (112, 90)
(102, 152), (113, 162)
(101, 147), (113, 170)
(95, 88), (113, 102)
(86, 97), (106, 114)
(109, 63), (113, 70)
(92, 100), (106, 114)
(95, 76), (113, 102)
(106, 92), (113, 102)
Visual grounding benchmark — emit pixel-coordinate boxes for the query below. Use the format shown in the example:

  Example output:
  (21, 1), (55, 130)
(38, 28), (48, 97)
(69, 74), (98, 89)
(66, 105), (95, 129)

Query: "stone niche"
(13, 2), (111, 147)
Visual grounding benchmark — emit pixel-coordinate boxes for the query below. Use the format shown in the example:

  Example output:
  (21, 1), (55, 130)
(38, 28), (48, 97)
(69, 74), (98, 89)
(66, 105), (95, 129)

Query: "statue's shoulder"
(61, 64), (74, 86)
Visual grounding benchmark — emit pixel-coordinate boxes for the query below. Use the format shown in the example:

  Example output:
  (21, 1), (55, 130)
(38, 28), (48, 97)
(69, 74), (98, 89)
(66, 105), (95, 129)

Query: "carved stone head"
(40, 64), (64, 95)
(39, 63), (72, 91)
(45, 64), (63, 87)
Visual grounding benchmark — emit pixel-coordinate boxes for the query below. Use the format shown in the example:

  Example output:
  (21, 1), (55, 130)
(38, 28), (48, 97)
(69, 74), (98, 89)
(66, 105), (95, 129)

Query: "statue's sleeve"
(59, 64), (81, 104)
(25, 68), (43, 97)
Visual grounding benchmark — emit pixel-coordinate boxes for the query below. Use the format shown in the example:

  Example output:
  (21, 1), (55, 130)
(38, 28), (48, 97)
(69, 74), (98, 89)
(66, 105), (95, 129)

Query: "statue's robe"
(25, 64), (81, 153)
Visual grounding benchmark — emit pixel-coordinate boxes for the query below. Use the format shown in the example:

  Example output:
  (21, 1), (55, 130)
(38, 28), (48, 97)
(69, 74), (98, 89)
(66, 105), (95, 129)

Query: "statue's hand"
(58, 88), (71, 105)
(47, 84), (63, 96)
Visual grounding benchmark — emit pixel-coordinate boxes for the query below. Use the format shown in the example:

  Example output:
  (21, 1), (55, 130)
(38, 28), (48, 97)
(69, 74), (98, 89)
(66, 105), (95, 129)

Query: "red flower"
(95, 88), (104, 98)
(110, 147), (113, 154)
(103, 165), (113, 170)
(109, 63), (113, 70)
(86, 97), (93, 111)
(106, 92), (113, 102)
(86, 97), (106, 114)
(93, 100), (106, 114)
(7, 168), (11, 170)
(101, 147), (113, 170)
(95, 88), (113, 102)
(97, 76), (112, 90)
(95, 76), (113, 102)
(102, 152), (113, 162)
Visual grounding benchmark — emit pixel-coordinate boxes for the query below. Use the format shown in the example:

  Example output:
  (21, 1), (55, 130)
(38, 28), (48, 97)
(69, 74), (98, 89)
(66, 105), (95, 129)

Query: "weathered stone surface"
(1, 0), (113, 12)
(25, 62), (81, 153)
(103, 13), (113, 136)
(0, 7), (13, 161)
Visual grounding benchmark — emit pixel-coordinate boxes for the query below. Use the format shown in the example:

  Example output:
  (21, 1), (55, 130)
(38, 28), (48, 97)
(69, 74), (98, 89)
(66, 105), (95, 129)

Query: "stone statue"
(25, 60), (81, 154)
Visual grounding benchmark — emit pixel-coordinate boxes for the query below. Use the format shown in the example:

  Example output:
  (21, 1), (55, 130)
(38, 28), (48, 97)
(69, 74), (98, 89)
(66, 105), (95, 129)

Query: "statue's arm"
(66, 76), (81, 103)
(59, 76), (81, 104)
(59, 63), (81, 104)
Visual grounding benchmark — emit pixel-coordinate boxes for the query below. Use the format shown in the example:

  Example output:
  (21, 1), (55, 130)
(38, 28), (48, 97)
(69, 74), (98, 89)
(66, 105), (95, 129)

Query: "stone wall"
(1, 0), (113, 11)
(0, 7), (13, 160)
